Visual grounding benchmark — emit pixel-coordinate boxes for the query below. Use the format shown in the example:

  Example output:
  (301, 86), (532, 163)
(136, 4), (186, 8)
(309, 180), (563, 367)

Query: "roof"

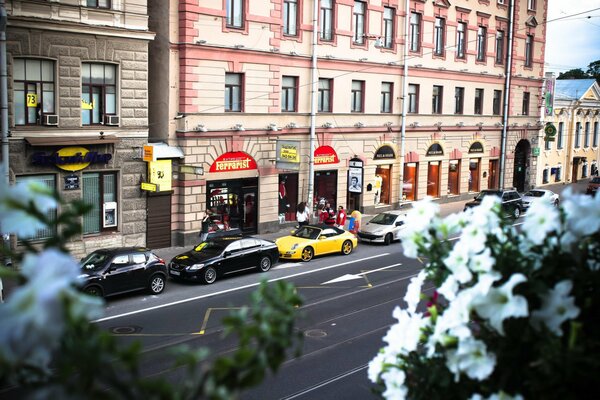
(554, 79), (597, 101)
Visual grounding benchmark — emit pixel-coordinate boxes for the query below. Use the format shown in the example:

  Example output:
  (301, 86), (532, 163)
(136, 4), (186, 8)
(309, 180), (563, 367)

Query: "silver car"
(357, 210), (406, 245)
(521, 189), (560, 210)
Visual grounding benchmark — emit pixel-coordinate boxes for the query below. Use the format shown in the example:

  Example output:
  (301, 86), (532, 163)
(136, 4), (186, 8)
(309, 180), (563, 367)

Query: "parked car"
(464, 189), (524, 219)
(168, 237), (278, 284)
(587, 177), (600, 196)
(358, 210), (406, 245)
(79, 248), (167, 298)
(521, 189), (560, 209)
(275, 224), (357, 262)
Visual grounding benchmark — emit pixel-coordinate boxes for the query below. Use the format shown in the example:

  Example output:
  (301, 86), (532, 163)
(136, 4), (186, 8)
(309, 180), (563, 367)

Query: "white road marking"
(321, 263), (402, 284)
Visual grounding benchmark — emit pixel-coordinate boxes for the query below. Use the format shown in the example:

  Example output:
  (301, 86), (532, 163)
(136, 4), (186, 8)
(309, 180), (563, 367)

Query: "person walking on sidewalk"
(336, 205), (347, 229)
(296, 202), (310, 228)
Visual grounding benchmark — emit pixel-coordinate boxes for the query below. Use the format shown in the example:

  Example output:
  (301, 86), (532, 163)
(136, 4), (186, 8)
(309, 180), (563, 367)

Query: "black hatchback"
(168, 237), (279, 284)
(464, 189), (524, 219)
(79, 248), (168, 298)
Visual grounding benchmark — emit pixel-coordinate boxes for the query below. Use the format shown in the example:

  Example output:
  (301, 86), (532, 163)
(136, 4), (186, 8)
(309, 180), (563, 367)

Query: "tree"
(557, 68), (590, 80)
(586, 60), (600, 84)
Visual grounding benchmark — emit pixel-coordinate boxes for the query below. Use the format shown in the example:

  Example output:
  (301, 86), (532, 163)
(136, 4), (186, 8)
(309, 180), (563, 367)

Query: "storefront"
(276, 140), (301, 223)
(403, 163), (418, 201)
(207, 151), (259, 233)
(347, 157), (363, 212)
(426, 143), (444, 198)
(468, 142), (483, 192)
(448, 160), (460, 195)
(373, 145), (395, 205)
(313, 145), (340, 214)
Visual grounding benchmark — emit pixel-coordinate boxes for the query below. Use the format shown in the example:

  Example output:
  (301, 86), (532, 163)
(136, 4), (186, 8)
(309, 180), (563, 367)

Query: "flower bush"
(0, 169), (303, 399)
(369, 190), (600, 400)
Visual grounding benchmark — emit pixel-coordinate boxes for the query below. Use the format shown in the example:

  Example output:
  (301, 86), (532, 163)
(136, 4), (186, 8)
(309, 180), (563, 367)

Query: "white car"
(357, 210), (406, 245)
(521, 189), (560, 210)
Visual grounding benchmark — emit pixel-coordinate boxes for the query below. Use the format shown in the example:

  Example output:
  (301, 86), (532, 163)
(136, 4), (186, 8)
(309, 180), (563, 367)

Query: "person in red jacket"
(336, 205), (347, 229)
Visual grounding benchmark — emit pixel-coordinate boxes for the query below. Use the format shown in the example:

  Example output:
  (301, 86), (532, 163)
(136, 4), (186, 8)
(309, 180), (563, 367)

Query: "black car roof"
(90, 247), (150, 256)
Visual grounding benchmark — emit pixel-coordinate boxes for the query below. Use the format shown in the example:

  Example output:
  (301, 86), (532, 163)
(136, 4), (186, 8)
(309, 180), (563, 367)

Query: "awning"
(25, 135), (120, 146)
(146, 142), (185, 159)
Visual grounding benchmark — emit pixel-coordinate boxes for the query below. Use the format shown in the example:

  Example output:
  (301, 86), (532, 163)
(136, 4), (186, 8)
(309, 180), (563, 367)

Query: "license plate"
(170, 270), (180, 276)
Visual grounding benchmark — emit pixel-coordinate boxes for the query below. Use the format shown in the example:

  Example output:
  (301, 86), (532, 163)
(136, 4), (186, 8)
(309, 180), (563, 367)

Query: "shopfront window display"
(207, 178), (259, 233)
(278, 174), (298, 223)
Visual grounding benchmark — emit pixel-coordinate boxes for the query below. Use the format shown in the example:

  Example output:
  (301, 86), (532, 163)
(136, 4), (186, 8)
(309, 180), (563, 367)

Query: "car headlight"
(187, 263), (205, 271)
(291, 244), (299, 250)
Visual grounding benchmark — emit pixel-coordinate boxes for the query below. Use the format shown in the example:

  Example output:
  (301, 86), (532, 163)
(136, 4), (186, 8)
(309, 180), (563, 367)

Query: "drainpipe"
(307, 0), (318, 218)
(398, 0), (409, 205)
(499, 0), (515, 190)
(1, 0), (10, 264)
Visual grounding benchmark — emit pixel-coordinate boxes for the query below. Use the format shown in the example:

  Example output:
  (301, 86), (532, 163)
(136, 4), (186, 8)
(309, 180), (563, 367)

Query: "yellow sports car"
(275, 224), (358, 262)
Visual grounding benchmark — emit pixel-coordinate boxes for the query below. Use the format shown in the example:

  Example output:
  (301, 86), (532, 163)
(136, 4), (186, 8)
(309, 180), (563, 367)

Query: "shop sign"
(209, 151), (258, 173)
(149, 160), (172, 191)
(314, 145), (339, 165)
(426, 143), (444, 156)
(64, 174), (79, 190)
(31, 146), (112, 172)
(143, 145), (155, 162)
(27, 93), (38, 107)
(141, 182), (157, 192)
(544, 123), (557, 142)
(276, 140), (300, 170)
(374, 145), (396, 159)
(532, 147), (540, 157)
(468, 142), (484, 154)
(544, 77), (555, 117)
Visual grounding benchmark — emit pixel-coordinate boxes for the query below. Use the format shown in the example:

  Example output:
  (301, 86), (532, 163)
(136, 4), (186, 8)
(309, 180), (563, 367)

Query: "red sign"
(209, 152), (257, 173)
(314, 145), (339, 165)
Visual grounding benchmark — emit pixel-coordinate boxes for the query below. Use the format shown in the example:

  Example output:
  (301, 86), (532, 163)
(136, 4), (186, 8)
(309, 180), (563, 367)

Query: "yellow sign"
(55, 147), (92, 171)
(141, 182), (157, 192)
(81, 99), (94, 110)
(143, 145), (155, 162)
(149, 160), (172, 191)
(27, 93), (38, 107)
(279, 143), (299, 163)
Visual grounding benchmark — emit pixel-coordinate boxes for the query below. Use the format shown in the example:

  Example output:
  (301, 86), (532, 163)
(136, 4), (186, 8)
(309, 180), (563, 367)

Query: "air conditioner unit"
(104, 115), (120, 126)
(43, 114), (59, 126)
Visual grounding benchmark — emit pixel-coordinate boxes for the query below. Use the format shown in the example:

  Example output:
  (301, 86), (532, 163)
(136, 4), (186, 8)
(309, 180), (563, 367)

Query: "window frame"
(318, 78), (332, 113)
(381, 82), (393, 113)
(525, 34), (533, 67)
(86, 0), (111, 8)
(493, 90), (502, 116)
(432, 85), (443, 114)
(584, 121), (590, 148)
(320, 0), (334, 41)
(522, 92), (530, 116)
(593, 121), (599, 147)
(456, 22), (466, 59)
(382, 7), (394, 49)
(474, 88), (484, 115)
(13, 58), (56, 126)
(225, 73), (243, 112)
(81, 63), (117, 126)
(454, 87), (464, 115)
(82, 171), (118, 235)
(527, 0), (536, 11)
(409, 12), (421, 52)
(544, 136), (551, 150)
(353, 1), (366, 45)
(408, 84), (419, 114)
(283, 0), (299, 36)
(281, 76), (298, 112)
(476, 26), (487, 62)
(434, 17), (445, 56)
(351, 80), (365, 113)
(557, 122), (564, 149)
(495, 30), (505, 65)
(15, 174), (57, 241)
(574, 122), (581, 148)
(226, 0), (244, 29)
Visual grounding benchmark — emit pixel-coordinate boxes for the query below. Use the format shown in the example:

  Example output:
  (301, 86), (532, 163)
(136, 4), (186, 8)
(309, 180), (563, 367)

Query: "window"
(525, 34), (533, 67)
(454, 87), (464, 115)
(381, 82), (392, 113)
(528, 0), (536, 10)
(498, 0), (506, 4)
(432, 85), (443, 114)
(456, 22), (466, 59)
(318, 78), (332, 112)
(522, 92), (530, 116)
(408, 84), (419, 113)
(13, 58), (55, 126)
(351, 80), (364, 112)
(81, 63), (116, 126)
(575, 122), (581, 148)
(584, 122), (590, 147)
(86, 0), (110, 8)
(281, 76), (297, 112)
(545, 136), (551, 150)
(477, 26), (487, 62)
(83, 172), (117, 234)
(557, 122), (564, 149)
(434, 17), (445, 56)
(493, 90), (502, 115)
(320, 0), (334, 41)
(555, 165), (562, 182)
(15, 175), (56, 240)
(353, 1), (366, 44)
(474, 88), (484, 115)
(383, 7), (394, 49)
(594, 122), (599, 147)
(226, 0), (244, 28)
(283, 0), (298, 36)
(409, 12), (421, 52)
(495, 30), (505, 64)
(225, 73), (243, 112)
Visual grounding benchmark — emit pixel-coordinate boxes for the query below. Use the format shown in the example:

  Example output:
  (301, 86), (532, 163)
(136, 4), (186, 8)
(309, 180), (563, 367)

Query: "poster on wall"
(348, 158), (363, 193)
(276, 140), (301, 170)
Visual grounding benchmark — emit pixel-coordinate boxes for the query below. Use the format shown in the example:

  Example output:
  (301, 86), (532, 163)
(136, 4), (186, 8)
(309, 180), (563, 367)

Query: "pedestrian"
(199, 210), (211, 242)
(296, 202), (310, 228)
(336, 205), (347, 229)
(323, 202), (336, 226)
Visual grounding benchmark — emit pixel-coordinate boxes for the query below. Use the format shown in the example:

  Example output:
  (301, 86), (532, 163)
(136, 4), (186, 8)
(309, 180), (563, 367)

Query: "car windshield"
(370, 213), (399, 225)
(474, 191), (501, 200)
(193, 241), (228, 254)
(80, 251), (111, 271)
(293, 226), (321, 240)
(591, 177), (600, 184)
(524, 190), (545, 198)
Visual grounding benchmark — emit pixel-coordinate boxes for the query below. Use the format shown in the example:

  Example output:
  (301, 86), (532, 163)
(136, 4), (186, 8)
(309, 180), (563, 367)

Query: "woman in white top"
(296, 202), (310, 227)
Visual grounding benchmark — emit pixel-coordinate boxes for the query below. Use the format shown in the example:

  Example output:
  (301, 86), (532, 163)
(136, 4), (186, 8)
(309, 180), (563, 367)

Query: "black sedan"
(79, 247), (168, 298)
(168, 237), (279, 284)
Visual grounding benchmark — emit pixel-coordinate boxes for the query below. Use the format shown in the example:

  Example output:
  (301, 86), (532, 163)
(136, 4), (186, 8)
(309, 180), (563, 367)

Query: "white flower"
(470, 392), (524, 400)
(522, 199), (561, 245)
(399, 230), (431, 259)
(405, 197), (440, 232)
(460, 224), (487, 254)
(445, 337), (496, 381)
(562, 187), (600, 237)
(469, 196), (502, 233)
(438, 275), (459, 301)
(404, 270), (426, 313)
(531, 280), (580, 336)
(444, 245), (473, 284)
(472, 273), (529, 335)
(383, 307), (427, 355)
(469, 248), (495, 274)
(381, 367), (408, 400)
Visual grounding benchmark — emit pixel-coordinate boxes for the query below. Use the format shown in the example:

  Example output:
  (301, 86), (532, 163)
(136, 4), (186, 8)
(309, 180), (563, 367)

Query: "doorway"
(427, 161), (440, 198)
(448, 160), (460, 195)
(469, 159), (480, 192)
(403, 163), (418, 201)
(488, 160), (499, 189)
(513, 140), (531, 192)
(146, 193), (172, 249)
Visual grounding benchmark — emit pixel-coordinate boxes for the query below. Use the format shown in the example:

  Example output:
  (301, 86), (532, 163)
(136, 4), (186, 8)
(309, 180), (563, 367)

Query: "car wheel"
(203, 267), (217, 284)
(149, 274), (166, 295)
(513, 207), (521, 219)
(259, 256), (272, 272)
(84, 285), (103, 297)
(301, 247), (314, 262)
(341, 240), (353, 255)
(384, 233), (393, 246)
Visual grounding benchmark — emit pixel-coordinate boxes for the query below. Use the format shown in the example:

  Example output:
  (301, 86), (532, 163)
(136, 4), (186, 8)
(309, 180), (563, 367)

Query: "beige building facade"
(4, 0), (155, 258)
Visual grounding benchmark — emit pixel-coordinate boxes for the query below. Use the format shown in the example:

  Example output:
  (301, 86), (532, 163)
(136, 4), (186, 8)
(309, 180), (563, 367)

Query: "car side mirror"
(223, 250), (231, 257)
(474, 196), (477, 199)
(395, 221), (404, 226)
(319, 236), (326, 240)
(106, 265), (117, 273)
